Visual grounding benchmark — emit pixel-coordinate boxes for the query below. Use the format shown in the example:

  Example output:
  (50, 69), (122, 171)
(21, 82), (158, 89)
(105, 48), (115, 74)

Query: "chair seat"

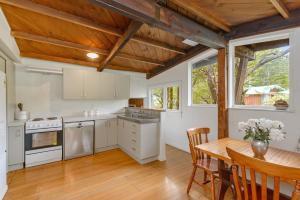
(195, 158), (219, 173)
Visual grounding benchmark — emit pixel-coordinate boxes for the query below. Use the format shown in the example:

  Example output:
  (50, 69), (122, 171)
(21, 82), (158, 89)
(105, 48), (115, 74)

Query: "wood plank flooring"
(4, 146), (233, 200)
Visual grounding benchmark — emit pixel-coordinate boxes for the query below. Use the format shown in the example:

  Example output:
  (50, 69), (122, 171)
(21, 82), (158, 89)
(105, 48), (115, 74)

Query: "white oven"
(25, 117), (63, 167)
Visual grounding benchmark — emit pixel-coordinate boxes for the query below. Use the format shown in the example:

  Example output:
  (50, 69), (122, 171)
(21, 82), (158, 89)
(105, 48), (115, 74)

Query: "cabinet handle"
(132, 139), (136, 143)
(131, 131), (136, 135)
(131, 147), (136, 151)
(16, 130), (21, 137)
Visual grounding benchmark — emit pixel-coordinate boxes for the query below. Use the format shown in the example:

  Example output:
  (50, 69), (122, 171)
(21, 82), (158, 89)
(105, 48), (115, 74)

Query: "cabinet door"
(107, 119), (117, 146)
(115, 74), (130, 99)
(98, 73), (116, 99)
(117, 119), (124, 148)
(84, 71), (101, 99)
(95, 120), (108, 149)
(8, 126), (24, 165)
(63, 69), (84, 99)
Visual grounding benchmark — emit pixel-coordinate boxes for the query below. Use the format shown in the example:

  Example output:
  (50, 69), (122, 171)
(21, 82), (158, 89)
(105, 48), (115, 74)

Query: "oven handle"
(25, 127), (62, 134)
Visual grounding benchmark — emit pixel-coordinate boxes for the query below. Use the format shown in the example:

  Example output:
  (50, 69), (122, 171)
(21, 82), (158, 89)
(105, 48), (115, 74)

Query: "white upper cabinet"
(63, 69), (84, 99)
(84, 71), (101, 99)
(63, 69), (130, 100)
(115, 74), (130, 99)
(98, 73), (116, 100)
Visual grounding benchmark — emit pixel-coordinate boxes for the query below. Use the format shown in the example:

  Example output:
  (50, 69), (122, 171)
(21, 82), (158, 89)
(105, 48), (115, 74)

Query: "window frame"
(228, 30), (293, 111)
(148, 81), (182, 112)
(188, 49), (218, 107)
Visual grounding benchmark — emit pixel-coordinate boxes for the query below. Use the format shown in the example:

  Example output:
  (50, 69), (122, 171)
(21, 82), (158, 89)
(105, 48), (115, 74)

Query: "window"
(233, 39), (289, 107)
(191, 55), (218, 105)
(149, 83), (181, 111)
(167, 85), (180, 110)
(150, 87), (164, 109)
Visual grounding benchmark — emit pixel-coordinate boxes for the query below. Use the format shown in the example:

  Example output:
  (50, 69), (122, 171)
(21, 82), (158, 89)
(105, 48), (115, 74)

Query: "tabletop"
(195, 137), (300, 169)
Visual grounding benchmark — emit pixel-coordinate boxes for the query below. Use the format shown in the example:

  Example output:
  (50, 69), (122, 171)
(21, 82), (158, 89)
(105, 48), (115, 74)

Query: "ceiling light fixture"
(87, 52), (99, 59)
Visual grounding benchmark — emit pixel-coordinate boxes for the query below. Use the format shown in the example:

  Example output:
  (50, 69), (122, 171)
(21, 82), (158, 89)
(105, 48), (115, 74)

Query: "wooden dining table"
(195, 137), (300, 200)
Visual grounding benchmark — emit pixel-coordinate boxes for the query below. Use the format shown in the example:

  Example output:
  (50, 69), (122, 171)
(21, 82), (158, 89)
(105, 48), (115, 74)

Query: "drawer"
(130, 130), (137, 139)
(129, 122), (138, 131)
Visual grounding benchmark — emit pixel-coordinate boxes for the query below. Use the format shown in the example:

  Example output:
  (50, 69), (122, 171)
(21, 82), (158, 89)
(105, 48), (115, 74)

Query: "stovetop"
(26, 117), (62, 130)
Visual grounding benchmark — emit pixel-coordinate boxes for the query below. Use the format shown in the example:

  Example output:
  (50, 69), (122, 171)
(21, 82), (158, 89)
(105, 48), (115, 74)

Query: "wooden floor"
(4, 146), (233, 200)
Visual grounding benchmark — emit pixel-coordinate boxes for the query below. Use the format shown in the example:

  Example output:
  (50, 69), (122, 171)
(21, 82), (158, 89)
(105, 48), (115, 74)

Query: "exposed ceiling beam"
(270, 0), (290, 19)
(225, 8), (300, 39)
(98, 20), (143, 71)
(0, 0), (185, 54)
(91, 0), (226, 49)
(170, 0), (230, 32)
(12, 31), (164, 66)
(147, 45), (209, 79)
(20, 52), (148, 73)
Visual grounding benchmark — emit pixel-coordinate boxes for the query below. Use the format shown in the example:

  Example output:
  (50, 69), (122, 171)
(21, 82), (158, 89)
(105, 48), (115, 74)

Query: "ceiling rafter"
(20, 52), (148, 73)
(170, 0), (230, 32)
(225, 8), (300, 39)
(98, 20), (143, 71)
(270, 0), (290, 19)
(147, 45), (209, 79)
(12, 31), (164, 66)
(91, 0), (226, 49)
(0, 0), (186, 55)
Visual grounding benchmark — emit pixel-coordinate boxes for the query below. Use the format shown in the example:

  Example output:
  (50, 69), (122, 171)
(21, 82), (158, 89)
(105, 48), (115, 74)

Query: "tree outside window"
(167, 86), (180, 110)
(192, 55), (218, 105)
(234, 39), (289, 106)
(151, 88), (164, 109)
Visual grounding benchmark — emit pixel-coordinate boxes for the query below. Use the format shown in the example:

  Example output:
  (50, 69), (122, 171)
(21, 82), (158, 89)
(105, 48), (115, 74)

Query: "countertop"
(8, 120), (26, 127)
(63, 114), (118, 123)
(117, 115), (159, 124)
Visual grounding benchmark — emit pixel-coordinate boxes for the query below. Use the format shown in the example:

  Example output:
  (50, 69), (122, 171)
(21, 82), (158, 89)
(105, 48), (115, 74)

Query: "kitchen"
(7, 61), (165, 170)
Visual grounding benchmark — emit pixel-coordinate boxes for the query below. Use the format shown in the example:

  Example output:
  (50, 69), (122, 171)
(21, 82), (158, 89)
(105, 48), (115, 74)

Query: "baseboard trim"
(0, 184), (7, 200)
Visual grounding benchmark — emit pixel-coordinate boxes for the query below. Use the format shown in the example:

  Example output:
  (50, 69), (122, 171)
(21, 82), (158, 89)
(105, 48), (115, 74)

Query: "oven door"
(25, 130), (63, 151)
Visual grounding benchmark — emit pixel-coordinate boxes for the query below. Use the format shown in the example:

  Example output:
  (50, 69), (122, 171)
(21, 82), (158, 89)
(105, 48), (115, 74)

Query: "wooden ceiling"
(1, 0), (300, 78)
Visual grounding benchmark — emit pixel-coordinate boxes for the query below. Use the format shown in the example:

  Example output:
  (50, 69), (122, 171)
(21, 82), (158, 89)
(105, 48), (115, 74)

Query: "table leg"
(217, 160), (231, 200)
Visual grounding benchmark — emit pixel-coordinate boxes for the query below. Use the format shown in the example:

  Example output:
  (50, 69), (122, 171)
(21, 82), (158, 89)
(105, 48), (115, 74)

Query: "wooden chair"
(226, 147), (300, 200)
(186, 127), (219, 200)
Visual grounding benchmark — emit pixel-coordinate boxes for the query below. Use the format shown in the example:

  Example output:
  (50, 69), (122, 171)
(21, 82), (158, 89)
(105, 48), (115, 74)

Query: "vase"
(251, 140), (269, 158)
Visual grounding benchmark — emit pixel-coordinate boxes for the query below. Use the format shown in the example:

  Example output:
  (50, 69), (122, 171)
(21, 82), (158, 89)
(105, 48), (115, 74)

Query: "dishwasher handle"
(64, 121), (95, 128)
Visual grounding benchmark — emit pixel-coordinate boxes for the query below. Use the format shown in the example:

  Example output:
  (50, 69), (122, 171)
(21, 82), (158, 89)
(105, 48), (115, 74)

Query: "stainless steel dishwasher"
(63, 121), (94, 160)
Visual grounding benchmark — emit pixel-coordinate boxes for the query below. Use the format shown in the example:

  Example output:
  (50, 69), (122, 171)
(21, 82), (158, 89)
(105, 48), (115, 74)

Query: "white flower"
(247, 119), (259, 128)
(259, 118), (273, 131)
(269, 129), (286, 141)
(272, 121), (284, 129)
(238, 122), (248, 134)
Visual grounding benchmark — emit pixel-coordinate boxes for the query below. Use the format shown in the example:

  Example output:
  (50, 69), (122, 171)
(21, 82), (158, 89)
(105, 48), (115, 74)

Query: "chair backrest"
(187, 127), (210, 164)
(226, 147), (300, 200)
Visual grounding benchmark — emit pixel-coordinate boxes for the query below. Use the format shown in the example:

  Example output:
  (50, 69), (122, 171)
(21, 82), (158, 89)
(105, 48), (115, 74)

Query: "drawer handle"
(131, 131), (136, 135)
(131, 147), (136, 151)
(132, 139), (136, 143)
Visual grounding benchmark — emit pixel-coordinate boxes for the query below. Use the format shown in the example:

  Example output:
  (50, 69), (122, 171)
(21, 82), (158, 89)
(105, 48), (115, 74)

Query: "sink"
(117, 114), (159, 123)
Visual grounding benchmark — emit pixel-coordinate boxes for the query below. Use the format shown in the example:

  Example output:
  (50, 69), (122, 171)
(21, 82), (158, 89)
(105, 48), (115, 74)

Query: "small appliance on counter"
(25, 117), (63, 167)
(14, 103), (30, 120)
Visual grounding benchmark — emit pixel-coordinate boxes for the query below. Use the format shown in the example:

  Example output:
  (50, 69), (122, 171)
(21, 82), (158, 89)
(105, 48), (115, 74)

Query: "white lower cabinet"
(117, 119), (158, 164)
(8, 125), (24, 171)
(95, 119), (117, 152)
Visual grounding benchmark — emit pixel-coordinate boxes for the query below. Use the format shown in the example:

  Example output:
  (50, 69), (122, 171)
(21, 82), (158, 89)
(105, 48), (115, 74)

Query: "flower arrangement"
(238, 118), (286, 144)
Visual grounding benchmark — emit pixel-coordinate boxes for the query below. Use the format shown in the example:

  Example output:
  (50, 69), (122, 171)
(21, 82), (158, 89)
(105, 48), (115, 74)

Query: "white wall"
(229, 28), (300, 152)
(147, 50), (218, 152)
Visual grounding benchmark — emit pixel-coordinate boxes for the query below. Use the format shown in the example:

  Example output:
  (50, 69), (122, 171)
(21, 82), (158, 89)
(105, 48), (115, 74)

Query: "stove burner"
(32, 118), (44, 121)
(47, 117), (58, 120)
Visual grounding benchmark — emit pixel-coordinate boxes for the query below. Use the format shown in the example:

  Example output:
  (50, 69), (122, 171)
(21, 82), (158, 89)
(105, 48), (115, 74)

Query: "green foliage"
(167, 86), (179, 110)
(151, 88), (163, 109)
(243, 123), (271, 144)
(192, 63), (218, 104)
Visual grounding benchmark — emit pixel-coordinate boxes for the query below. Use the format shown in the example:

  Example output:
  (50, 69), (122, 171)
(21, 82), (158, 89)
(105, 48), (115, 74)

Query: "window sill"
(229, 106), (294, 113)
(188, 104), (217, 108)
